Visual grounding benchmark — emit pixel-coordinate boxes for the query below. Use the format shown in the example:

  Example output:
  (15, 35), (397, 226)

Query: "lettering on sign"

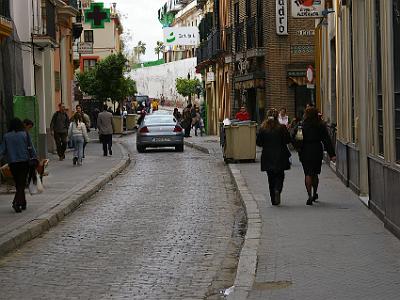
(298, 30), (315, 36)
(291, 0), (325, 18)
(276, 0), (288, 35)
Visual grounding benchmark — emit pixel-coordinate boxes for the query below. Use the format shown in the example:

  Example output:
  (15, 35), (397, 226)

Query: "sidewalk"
(0, 139), (130, 257)
(184, 136), (400, 300)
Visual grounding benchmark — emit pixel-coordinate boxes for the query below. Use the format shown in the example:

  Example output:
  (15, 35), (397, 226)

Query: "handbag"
(295, 126), (303, 141)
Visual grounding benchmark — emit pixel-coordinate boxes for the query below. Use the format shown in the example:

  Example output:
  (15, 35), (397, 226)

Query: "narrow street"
(0, 136), (242, 299)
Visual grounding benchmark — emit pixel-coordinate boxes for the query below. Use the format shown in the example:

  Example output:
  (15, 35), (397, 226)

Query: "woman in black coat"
(294, 107), (336, 205)
(256, 109), (291, 205)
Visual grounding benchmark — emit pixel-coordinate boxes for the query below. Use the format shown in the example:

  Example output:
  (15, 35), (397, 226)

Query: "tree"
(76, 53), (137, 107)
(134, 40), (146, 62)
(154, 41), (165, 60)
(175, 77), (202, 105)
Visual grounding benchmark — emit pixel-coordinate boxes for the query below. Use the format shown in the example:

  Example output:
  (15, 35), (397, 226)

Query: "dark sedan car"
(136, 114), (184, 152)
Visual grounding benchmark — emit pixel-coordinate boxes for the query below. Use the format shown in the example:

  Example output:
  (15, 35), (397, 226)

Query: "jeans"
(72, 136), (84, 163)
(100, 134), (112, 155)
(54, 132), (68, 158)
(9, 161), (29, 207)
(266, 170), (285, 203)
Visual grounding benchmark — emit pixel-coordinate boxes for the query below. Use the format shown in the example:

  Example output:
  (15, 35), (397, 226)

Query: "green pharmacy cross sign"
(84, 3), (111, 29)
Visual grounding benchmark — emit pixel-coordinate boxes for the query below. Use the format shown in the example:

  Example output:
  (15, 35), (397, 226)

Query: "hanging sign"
(78, 42), (93, 54)
(276, 0), (288, 35)
(291, 0), (325, 18)
(163, 27), (199, 46)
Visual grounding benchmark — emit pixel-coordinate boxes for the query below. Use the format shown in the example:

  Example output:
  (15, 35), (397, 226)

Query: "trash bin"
(126, 114), (138, 130)
(224, 121), (257, 162)
(112, 116), (124, 134)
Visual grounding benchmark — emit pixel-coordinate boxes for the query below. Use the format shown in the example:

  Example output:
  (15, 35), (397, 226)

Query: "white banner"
(163, 27), (199, 46)
(276, 0), (288, 35)
(291, 0), (325, 18)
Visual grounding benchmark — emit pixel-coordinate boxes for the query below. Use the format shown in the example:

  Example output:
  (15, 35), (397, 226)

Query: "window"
(83, 59), (96, 72)
(246, 0), (251, 17)
(234, 2), (239, 24)
(376, 0), (384, 156)
(84, 30), (93, 43)
(393, 0), (400, 162)
(0, 0), (10, 18)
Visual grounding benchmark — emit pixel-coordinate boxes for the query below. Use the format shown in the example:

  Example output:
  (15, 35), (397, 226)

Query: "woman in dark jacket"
(294, 107), (336, 205)
(0, 118), (37, 212)
(256, 109), (291, 205)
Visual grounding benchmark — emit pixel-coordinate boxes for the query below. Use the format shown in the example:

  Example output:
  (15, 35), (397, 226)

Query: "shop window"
(376, 0), (384, 156)
(84, 30), (93, 43)
(393, 0), (400, 162)
(83, 59), (96, 72)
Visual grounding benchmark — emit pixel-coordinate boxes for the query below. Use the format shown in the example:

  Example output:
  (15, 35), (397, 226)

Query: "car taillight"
(139, 126), (149, 133)
(174, 126), (182, 132)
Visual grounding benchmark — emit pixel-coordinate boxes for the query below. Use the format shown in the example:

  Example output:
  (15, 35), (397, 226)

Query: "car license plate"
(153, 137), (170, 142)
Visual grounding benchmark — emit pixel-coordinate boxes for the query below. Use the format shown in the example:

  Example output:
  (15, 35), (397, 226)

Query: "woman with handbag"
(293, 107), (336, 205)
(0, 118), (37, 212)
(256, 109), (291, 206)
(68, 113), (89, 166)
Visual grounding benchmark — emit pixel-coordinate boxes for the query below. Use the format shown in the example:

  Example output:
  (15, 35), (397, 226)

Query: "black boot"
(274, 190), (281, 205)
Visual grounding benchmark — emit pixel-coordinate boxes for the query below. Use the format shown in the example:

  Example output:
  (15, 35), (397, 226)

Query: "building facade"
(1, 0), (79, 157)
(196, 0), (316, 134)
(317, 0), (400, 238)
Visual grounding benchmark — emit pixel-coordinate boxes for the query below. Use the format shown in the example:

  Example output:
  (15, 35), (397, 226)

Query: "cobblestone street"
(0, 137), (242, 299)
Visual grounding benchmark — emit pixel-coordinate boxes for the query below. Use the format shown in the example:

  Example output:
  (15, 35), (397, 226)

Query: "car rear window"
(145, 116), (176, 125)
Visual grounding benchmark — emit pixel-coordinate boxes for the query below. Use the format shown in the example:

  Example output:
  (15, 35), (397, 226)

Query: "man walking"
(97, 104), (114, 156)
(50, 103), (70, 160)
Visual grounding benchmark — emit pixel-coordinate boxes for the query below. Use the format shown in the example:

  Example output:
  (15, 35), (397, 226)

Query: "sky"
(103, 0), (166, 62)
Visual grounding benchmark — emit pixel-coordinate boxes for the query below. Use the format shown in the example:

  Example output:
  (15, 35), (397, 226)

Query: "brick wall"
(231, 0), (315, 119)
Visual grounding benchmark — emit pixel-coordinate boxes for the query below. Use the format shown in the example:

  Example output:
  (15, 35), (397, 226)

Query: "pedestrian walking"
(68, 113), (89, 166)
(173, 108), (182, 122)
(292, 107), (336, 205)
(97, 104), (114, 156)
(50, 103), (70, 160)
(75, 104), (91, 158)
(256, 109), (291, 206)
(278, 107), (289, 127)
(182, 104), (193, 137)
(192, 107), (202, 136)
(0, 118), (37, 212)
(92, 108), (100, 130)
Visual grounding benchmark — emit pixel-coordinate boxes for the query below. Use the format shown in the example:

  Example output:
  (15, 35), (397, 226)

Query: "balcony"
(0, 0), (12, 40)
(32, 0), (57, 47)
(196, 29), (223, 66)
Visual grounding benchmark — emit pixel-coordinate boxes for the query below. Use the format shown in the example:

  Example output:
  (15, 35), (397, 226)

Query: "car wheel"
(175, 144), (184, 152)
(137, 145), (145, 153)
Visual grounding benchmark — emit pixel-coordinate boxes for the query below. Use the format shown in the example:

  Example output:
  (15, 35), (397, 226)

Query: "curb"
(0, 143), (131, 258)
(184, 140), (260, 300)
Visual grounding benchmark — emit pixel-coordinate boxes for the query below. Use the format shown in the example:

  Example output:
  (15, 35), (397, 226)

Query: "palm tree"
(134, 41), (146, 62)
(154, 41), (165, 60)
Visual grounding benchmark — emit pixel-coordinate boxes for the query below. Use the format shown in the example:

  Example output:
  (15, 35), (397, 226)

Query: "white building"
(131, 58), (200, 105)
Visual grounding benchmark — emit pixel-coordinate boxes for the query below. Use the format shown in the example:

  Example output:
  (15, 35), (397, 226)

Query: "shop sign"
(78, 42), (93, 54)
(206, 72), (215, 82)
(276, 0), (288, 35)
(291, 0), (325, 18)
(163, 27), (199, 46)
